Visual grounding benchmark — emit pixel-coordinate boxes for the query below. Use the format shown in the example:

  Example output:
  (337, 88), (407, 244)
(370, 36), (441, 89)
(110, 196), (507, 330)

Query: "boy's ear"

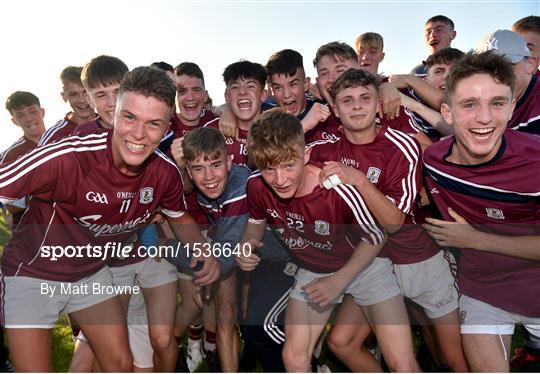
(10, 116), (19, 127)
(261, 87), (269, 102)
(40, 107), (45, 119)
(224, 88), (230, 104)
(87, 94), (97, 110)
(185, 164), (193, 180)
(526, 56), (537, 75)
(440, 102), (453, 127)
(304, 145), (313, 164)
(332, 102), (339, 118)
(304, 76), (311, 93)
(61, 91), (68, 103)
(227, 154), (233, 171)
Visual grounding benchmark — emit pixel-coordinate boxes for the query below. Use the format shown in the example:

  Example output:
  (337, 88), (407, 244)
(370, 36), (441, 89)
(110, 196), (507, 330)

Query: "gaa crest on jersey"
(284, 262), (298, 277)
(367, 167), (381, 184)
(485, 208), (505, 220)
(314, 220), (330, 236)
(139, 187), (154, 204)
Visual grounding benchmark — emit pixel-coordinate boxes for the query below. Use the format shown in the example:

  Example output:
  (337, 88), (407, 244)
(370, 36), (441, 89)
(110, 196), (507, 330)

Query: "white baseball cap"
(475, 29), (531, 64)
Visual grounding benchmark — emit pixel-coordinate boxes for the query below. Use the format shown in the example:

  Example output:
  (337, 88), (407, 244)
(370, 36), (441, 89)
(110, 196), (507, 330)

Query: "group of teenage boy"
(0, 13), (539, 373)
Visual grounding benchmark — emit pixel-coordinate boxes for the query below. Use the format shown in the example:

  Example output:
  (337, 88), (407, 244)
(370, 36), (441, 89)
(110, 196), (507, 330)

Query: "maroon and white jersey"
(247, 165), (384, 273)
(38, 113), (79, 146)
(310, 125), (438, 264)
(204, 118), (249, 167)
(509, 75), (540, 135)
(75, 117), (107, 133)
(0, 131), (186, 282)
(378, 106), (423, 136)
(170, 109), (216, 139)
(400, 88), (443, 141)
(157, 110), (216, 225)
(424, 130), (540, 317)
(0, 136), (37, 164)
(304, 112), (342, 144)
(0, 136), (38, 226)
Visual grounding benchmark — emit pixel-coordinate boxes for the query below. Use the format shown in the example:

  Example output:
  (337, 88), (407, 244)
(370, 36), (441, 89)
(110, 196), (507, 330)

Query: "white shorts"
(1, 266), (115, 328)
(111, 257), (178, 289)
(460, 294), (540, 336)
(393, 251), (458, 319)
(290, 257), (400, 306)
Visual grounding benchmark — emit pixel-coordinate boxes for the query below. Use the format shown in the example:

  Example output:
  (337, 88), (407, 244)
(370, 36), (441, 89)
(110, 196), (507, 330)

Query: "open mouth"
(184, 102), (198, 109)
(203, 182), (219, 190)
(283, 100), (297, 113)
(238, 99), (252, 110)
(469, 127), (495, 140)
(125, 141), (146, 152)
(76, 104), (91, 111)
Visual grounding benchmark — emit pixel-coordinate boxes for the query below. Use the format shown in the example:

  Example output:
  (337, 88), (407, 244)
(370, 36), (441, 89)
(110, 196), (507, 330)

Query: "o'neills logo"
(73, 210), (151, 237)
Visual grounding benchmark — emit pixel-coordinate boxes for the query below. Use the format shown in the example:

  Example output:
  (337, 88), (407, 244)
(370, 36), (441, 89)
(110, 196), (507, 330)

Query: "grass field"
(1, 214), (539, 372)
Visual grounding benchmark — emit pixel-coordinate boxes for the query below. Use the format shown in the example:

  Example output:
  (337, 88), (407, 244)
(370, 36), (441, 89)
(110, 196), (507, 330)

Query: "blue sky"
(0, 0), (536, 150)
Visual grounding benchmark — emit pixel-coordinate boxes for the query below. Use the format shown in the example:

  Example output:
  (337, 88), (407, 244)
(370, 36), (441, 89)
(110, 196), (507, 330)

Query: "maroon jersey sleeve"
(380, 106), (422, 135)
(154, 151), (187, 218)
(0, 137), (37, 164)
(381, 128), (422, 214)
(246, 173), (268, 223)
(0, 136), (106, 203)
(332, 183), (385, 246)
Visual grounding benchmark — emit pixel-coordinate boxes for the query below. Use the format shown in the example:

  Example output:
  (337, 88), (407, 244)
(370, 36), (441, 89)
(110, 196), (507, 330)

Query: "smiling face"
(10, 104), (46, 142)
(333, 84), (379, 142)
(270, 68), (310, 116)
(61, 81), (94, 123)
(225, 77), (266, 129)
(87, 83), (121, 128)
(442, 73), (515, 165)
(316, 55), (358, 105)
(111, 91), (171, 175)
(260, 145), (308, 200)
(187, 152), (232, 200)
(176, 74), (208, 126)
(424, 21), (456, 54)
(356, 44), (385, 76)
(426, 62), (452, 91)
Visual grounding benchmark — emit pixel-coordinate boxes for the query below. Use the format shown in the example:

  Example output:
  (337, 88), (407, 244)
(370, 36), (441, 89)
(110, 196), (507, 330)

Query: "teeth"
(126, 142), (145, 150)
(205, 183), (218, 189)
(238, 99), (251, 105)
(470, 128), (494, 134)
